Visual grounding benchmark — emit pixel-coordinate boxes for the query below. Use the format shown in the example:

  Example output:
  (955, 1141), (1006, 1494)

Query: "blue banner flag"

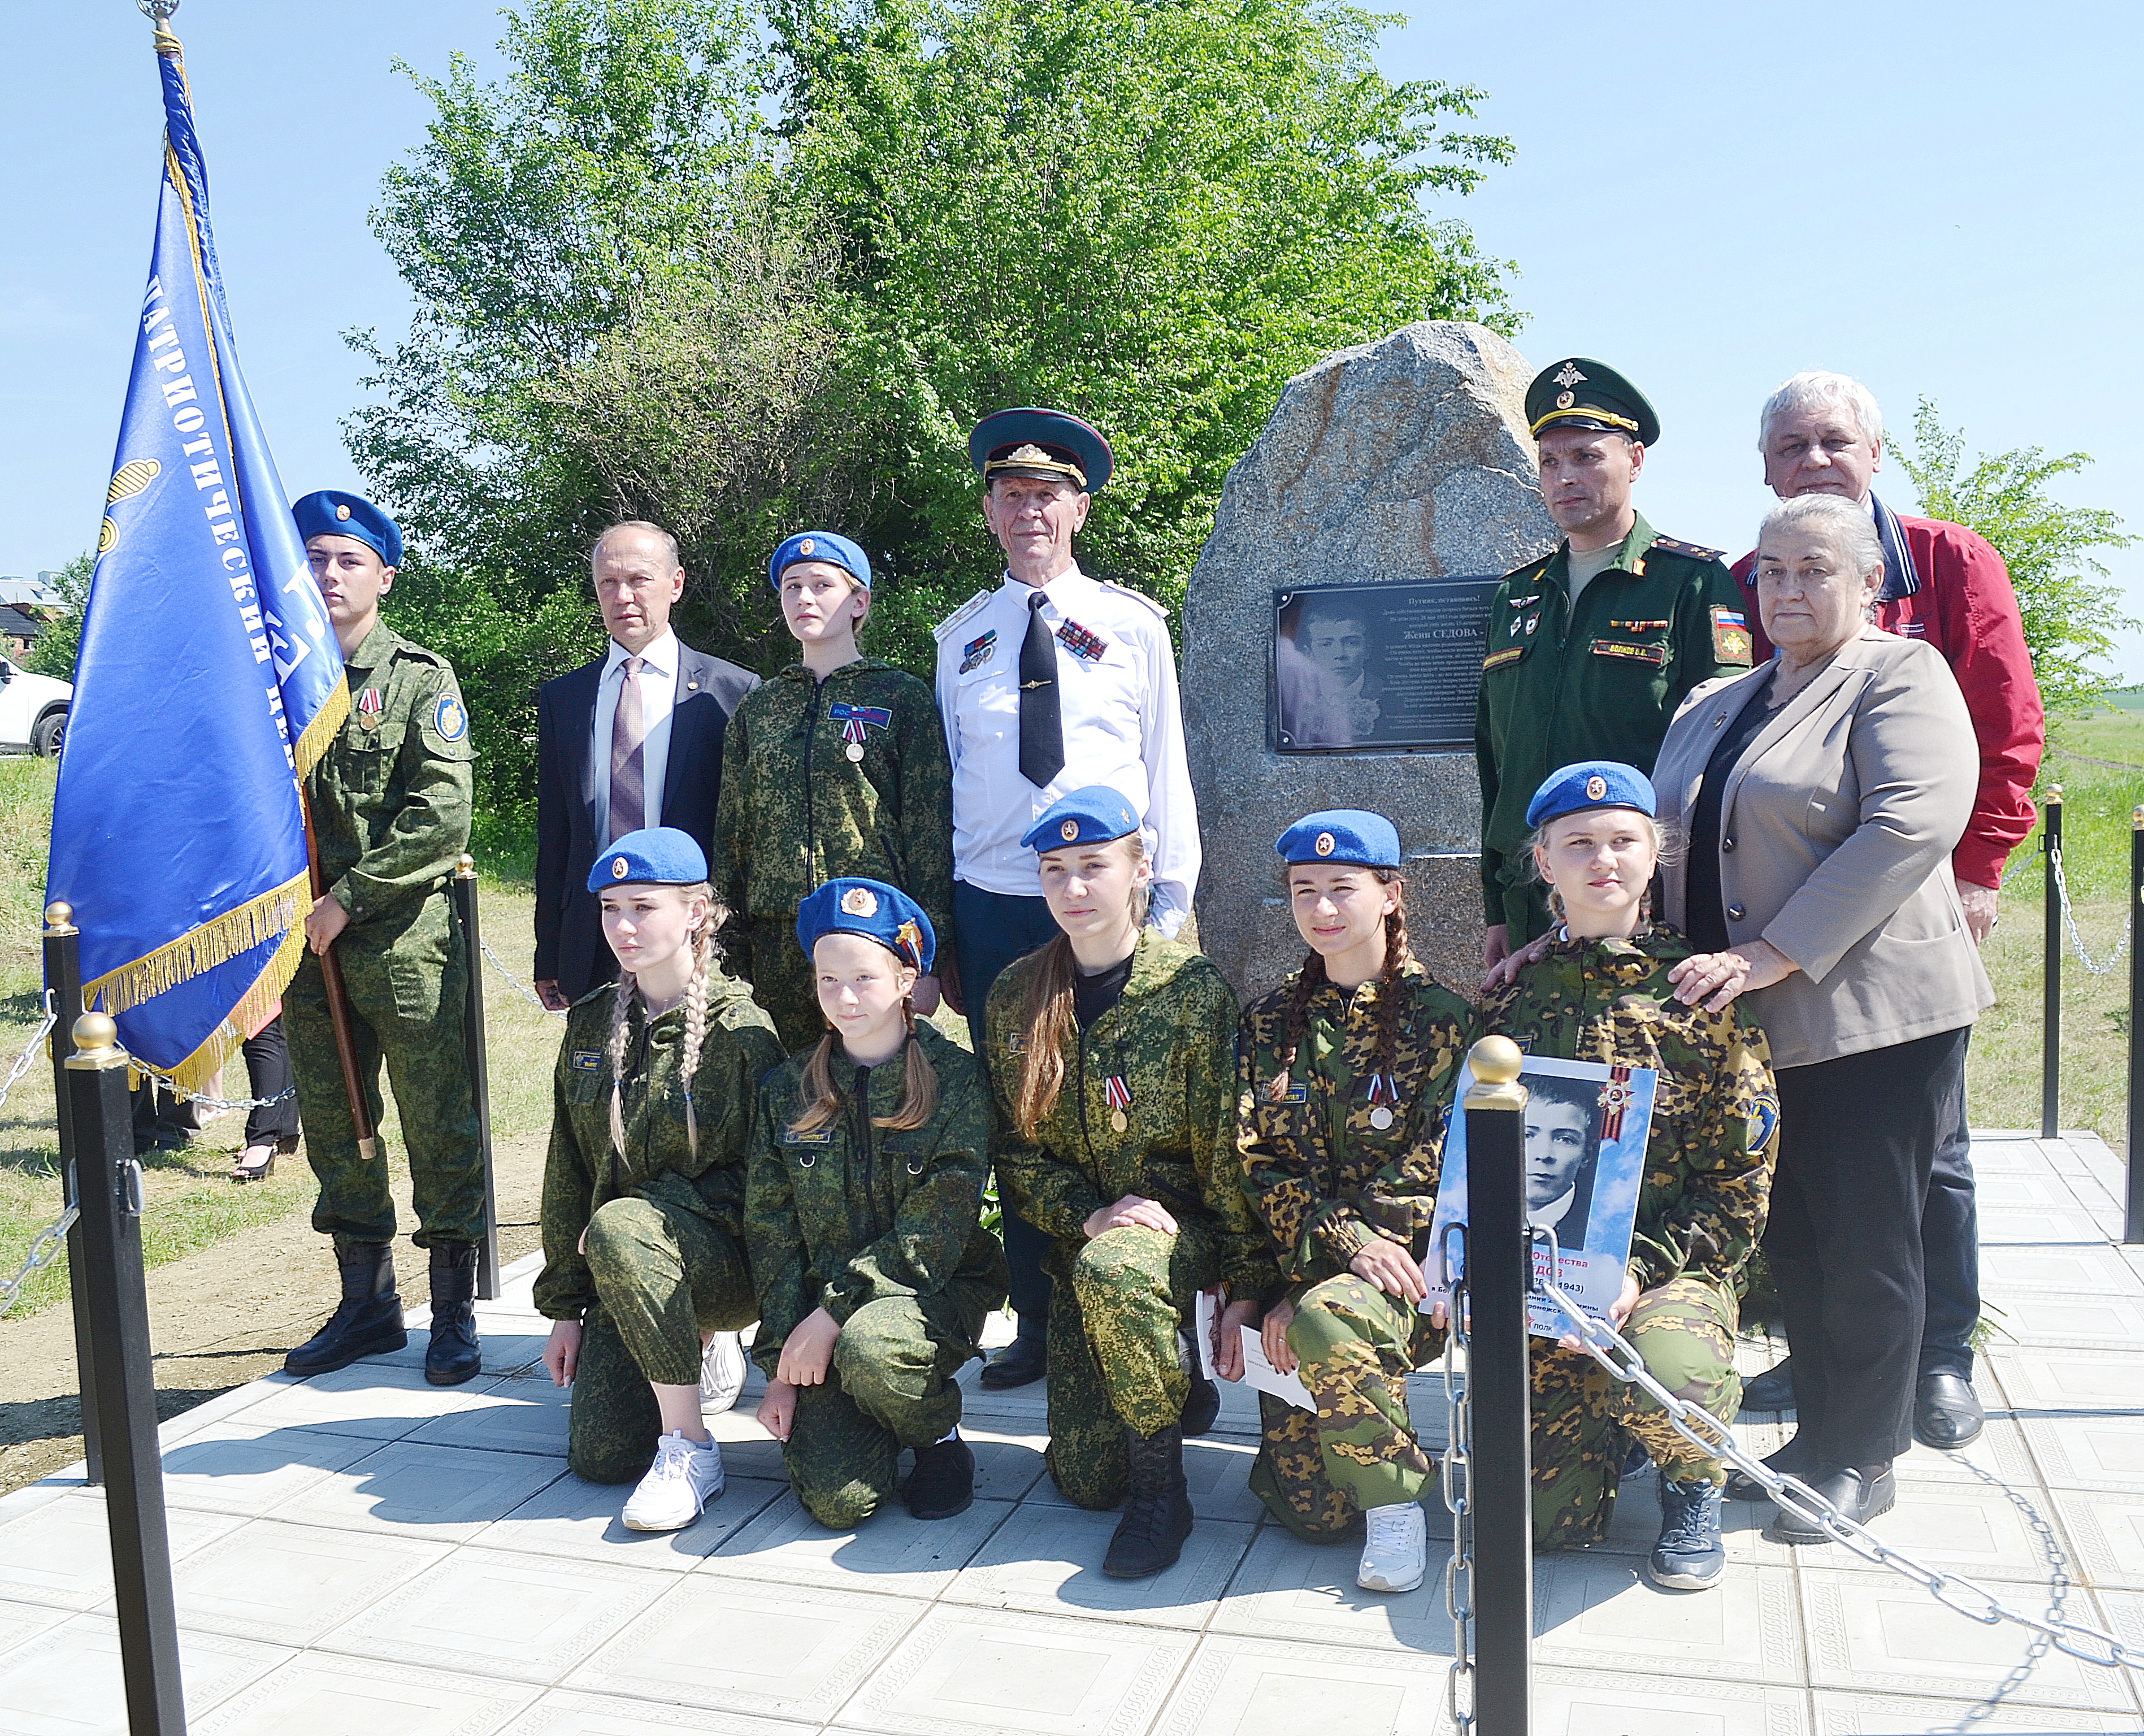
(46, 31), (349, 1092)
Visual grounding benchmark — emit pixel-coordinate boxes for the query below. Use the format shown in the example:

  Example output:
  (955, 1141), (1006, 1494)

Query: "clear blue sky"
(7, 2), (2141, 672)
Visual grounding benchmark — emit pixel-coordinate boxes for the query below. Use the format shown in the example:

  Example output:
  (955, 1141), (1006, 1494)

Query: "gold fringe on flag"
(84, 869), (310, 1021)
(138, 913), (309, 1099)
(290, 675), (350, 783)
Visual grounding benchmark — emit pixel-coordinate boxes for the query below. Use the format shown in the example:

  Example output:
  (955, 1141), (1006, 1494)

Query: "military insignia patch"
(1060, 819), (1080, 841)
(1525, 614), (1540, 635)
(610, 856), (630, 879)
(433, 695), (468, 741)
(1506, 594), (1539, 609)
(1483, 646), (1524, 671)
(960, 629), (998, 674)
(1585, 774), (1607, 801)
(1711, 605), (1754, 666)
(798, 537), (815, 556)
(1590, 640), (1669, 666)
(1279, 1079), (1308, 1105)
(1555, 390), (1575, 409)
(1314, 831), (1335, 857)
(569, 1049), (602, 1073)
(840, 886), (879, 917)
(1055, 619), (1108, 663)
(335, 503), (352, 521)
(1553, 361), (1587, 389)
(780, 1127), (835, 1147)
(1750, 1088), (1780, 1155)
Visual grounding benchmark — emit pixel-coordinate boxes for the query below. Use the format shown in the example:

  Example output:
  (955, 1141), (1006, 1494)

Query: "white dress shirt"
(591, 628), (679, 843)
(934, 565), (1200, 935)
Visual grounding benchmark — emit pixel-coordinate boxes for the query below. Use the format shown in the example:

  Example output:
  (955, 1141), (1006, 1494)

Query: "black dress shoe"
(1765, 1465), (1895, 1545)
(1914, 1372), (1985, 1449)
(1725, 1437), (1809, 1503)
(979, 1336), (1048, 1390)
(1741, 1357), (1795, 1413)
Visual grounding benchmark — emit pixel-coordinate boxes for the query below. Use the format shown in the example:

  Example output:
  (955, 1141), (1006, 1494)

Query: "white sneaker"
(698, 1331), (748, 1414)
(622, 1431), (726, 1531)
(1358, 1501), (1427, 1593)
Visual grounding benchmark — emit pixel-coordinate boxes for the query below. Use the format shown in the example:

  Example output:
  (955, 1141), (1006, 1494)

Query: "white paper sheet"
(1195, 1290), (1314, 1412)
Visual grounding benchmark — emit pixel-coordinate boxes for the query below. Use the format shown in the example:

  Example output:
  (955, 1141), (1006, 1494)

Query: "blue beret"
(1525, 761), (1657, 830)
(795, 878), (935, 973)
(292, 490), (402, 568)
(1021, 785), (1140, 853)
(969, 407), (1114, 494)
(1275, 810), (1400, 869)
(587, 827), (709, 892)
(769, 530), (871, 592)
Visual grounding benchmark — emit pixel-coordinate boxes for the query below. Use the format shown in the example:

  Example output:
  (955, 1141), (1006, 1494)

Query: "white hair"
(591, 519), (682, 574)
(1757, 371), (1882, 452)
(1757, 493), (1885, 590)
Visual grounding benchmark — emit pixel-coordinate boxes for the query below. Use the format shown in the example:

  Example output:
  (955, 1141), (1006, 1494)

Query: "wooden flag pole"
(300, 789), (376, 1162)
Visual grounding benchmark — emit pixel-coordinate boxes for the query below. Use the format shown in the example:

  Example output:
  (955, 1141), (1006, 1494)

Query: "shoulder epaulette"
(569, 982), (614, 1011)
(1099, 579), (1170, 620)
(1501, 556), (1554, 591)
(1646, 534), (1728, 565)
(932, 590), (992, 643)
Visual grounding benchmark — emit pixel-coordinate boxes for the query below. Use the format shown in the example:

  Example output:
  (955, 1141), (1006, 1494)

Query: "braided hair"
(1270, 868), (1412, 1100)
(606, 882), (723, 1161)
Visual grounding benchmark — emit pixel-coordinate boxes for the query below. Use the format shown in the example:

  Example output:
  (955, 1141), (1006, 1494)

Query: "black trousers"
(1767, 1025), (1971, 1470)
(1919, 1045), (1979, 1379)
(954, 879), (1064, 1338)
(240, 1015), (302, 1148)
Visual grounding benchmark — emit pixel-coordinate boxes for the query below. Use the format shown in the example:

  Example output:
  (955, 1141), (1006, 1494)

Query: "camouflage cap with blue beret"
(587, 827), (709, 892)
(769, 530), (871, 592)
(795, 876), (935, 973)
(1275, 809), (1401, 869)
(1525, 761), (1657, 830)
(1021, 785), (1141, 853)
(293, 489), (403, 567)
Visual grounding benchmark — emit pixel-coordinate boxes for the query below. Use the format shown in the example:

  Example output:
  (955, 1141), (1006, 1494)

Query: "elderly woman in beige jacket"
(1651, 493), (1991, 1541)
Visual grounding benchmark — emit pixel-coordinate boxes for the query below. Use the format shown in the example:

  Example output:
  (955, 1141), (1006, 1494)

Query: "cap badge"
(840, 886), (879, 917)
(1060, 819), (1080, 842)
(1009, 443), (1054, 466)
(335, 504), (351, 520)
(610, 856), (629, 879)
(1555, 390), (1575, 409)
(1314, 831), (1336, 857)
(1553, 362), (1587, 389)
(894, 918), (922, 962)
(798, 537), (814, 555)
(1585, 775), (1607, 800)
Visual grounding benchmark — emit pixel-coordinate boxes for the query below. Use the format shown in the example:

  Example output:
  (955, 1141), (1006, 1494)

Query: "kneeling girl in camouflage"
(1463, 762), (1776, 1590)
(536, 829), (785, 1530)
(1235, 811), (1471, 1594)
(747, 878), (1005, 1529)
(986, 787), (1276, 1579)
(713, 532), (954, 1049)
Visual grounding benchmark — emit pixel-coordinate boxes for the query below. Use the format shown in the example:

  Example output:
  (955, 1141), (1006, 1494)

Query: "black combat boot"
(1103, 1422), (1195, 1579)
(424, 1241), (483, 1386)
(285, 1238), (405, 1376)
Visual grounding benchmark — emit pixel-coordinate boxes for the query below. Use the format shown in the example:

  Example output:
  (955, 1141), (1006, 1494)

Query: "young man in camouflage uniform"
(283, 491), (487, 1387)
(1473, 762), (1776, 1589)
(985, 788), (1274, 1578)
(713, 531), (953, 1051)
(746, 879), (1004, 1528)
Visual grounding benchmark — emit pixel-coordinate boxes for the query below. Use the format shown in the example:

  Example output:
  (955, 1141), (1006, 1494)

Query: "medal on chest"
(829, 701), (891, 763)
(960, 629), (997, 674)
(1104, 1074), (1132, 1134)
(355, 687), (383, 732)
(1365, 1072), (1399, 1131)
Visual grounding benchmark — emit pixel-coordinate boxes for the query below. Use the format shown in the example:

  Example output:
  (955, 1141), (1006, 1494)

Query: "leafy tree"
(350, 0), (1518, 819)
(25, 554), (92, 683)
(1892, 398), (2136, 715)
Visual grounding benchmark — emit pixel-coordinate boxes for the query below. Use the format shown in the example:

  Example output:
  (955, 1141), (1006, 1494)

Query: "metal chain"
(2047, 845), (2129, 975)
(128, 1064), (295, 1113)
(480, 937), (564, 1017)
(0, 997), (58, 1117)
(1438, 1225), (1474, 1734)
(1531, 1256), (2143, 1672)
(0, 1201), (80, 1318)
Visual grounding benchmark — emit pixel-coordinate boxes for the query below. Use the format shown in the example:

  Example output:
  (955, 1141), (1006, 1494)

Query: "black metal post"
(2128, 806), (2143, 1244)
(452, 854), (500, 1300)
(1462, 1035), (1531, 1736)
(2042, 786), (2063, 1140)
(64, 1012), (186, 1734)
(42, 903), (101, 1487)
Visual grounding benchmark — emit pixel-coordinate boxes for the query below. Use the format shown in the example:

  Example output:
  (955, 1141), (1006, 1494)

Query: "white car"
(0, 658), (70, 756)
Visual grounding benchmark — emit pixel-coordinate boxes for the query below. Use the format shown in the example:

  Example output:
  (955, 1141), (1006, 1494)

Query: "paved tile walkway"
(3, 1131), (2142, 1734)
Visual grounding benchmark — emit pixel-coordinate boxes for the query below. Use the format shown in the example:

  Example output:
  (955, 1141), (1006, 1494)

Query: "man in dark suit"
(535, 520), (759, 1009)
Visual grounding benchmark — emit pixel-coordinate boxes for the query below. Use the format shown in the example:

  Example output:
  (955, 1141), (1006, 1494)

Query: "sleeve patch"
(432, 694), (469, 741)
(1711, 606), (1755, 666)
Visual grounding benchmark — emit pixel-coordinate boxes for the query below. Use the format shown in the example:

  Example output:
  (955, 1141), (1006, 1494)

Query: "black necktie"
(1018, 590), (1065, 788)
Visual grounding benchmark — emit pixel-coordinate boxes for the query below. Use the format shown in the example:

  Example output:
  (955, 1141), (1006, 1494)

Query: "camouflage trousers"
(743, 918), (828, 1056)
(1249, 1275), (1444, 1542)
(781, 1291), (990, 1530)
(285, 900), (485, 1248)
(1046, 1219), (1224, 1509)
(1530, 1273), (1741, 1550)
(569, 1195), (757, 1485)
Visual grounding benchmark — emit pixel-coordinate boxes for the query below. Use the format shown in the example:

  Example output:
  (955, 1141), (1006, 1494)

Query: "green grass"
(0, 762), (562, 1320)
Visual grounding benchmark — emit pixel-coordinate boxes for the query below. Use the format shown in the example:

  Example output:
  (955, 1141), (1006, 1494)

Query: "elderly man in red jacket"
(1731, 370), (2043, 1454)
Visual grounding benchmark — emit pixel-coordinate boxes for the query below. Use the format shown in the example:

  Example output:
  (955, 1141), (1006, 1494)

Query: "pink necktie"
(608, 656), (644, 840)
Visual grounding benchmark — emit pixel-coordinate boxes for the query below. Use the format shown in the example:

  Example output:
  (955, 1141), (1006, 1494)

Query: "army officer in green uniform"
(1476, 361), (1752, 971)
(283, 491), (488, 1387)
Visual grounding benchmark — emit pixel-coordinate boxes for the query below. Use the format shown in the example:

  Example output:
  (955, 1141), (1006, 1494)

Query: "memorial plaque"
(1273, 578), (1500, 753)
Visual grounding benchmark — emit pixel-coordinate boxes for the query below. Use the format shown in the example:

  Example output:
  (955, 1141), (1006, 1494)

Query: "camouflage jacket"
(1236, 961), (1473, 1284)
(745, 1023), (1006, 1375)
(533, 973), (785, 1321)
(306, 620), (474, 934)
(984, 930), (1275, 1297)
(711, 658), (954, 943)
(1478, 925), (1777, 1292)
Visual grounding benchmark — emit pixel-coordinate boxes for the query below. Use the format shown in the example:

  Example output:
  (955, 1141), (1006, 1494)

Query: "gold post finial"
(1464, 1034), (1527, 1112)
(65, 1012), (129, 1071)
(2048, 783), (2064, 805)
(43, 902), (75, 935)
(2132, 805), (2143, 832)
(455, 854), (477, 880)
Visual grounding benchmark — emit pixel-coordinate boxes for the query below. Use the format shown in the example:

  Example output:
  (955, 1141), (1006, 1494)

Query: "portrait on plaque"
(1273, 578), (1500, 752)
